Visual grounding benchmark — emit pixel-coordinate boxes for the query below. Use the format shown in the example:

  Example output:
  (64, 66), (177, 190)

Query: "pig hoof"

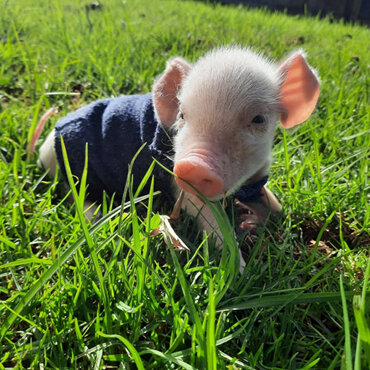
(239, 214), (260, 231)
(234, 200), (260, 234)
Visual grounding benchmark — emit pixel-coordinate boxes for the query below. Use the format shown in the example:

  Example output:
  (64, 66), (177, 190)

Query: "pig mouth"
(175, 177), (224, 200)
(173, 154), (265, 202)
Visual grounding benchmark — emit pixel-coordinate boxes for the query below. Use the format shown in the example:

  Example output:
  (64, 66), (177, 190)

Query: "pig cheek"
(210, 147), (241, 192)
(218, 119), (275, 191)
(173, 125), (191, 164)
(240, 142), (271, 177)
(223, 139), (269, 191)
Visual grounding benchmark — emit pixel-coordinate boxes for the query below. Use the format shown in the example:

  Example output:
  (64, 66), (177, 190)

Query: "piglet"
(36, 46), (320, 266)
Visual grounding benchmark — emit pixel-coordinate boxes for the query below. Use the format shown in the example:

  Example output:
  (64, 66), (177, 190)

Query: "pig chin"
(174, 164), (265, 202)
(220, 157), (272, 200)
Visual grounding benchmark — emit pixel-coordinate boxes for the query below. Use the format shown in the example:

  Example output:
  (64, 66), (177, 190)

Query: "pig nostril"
(201, 178), (216, 189)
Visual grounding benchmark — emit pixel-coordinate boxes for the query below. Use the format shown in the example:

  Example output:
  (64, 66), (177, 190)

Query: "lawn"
(0, 0), (369, 368)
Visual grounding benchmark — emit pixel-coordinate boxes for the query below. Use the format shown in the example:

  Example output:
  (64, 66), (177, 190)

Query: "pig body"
(40, 92), (269, 206)
(38, 46), (320, 264)
(52, 93), (174, 202)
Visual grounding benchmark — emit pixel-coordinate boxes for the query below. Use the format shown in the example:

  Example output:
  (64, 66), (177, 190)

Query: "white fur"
(38, 129), (57, 178)
(151, 45), (320, 265)
(173, 47), (281, 198)
(37, 46), (319, 272)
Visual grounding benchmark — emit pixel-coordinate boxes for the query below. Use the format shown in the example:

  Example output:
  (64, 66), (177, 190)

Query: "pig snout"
(173, 155), (223, 198)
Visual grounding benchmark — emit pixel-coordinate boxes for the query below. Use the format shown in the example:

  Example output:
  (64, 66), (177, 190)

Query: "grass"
(0, 0), (369, 368)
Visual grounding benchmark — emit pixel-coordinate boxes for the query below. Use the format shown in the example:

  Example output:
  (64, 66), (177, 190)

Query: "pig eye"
(177, 111), (184, 120)
(252, 115), (265, 124)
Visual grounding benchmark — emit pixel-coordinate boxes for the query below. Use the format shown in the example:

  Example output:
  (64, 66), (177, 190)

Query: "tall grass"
(0, 0), (369, 367)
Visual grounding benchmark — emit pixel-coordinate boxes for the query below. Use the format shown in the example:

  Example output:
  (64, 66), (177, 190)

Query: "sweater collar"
(233, 175), (268, 203)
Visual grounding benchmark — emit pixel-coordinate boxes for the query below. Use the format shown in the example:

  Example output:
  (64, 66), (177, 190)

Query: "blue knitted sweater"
(54, 93), (267, 203)
(55, 93), (174, 201)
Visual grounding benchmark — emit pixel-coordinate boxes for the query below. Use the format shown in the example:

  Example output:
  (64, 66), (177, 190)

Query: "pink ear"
(279, 52), (320, 128)
(152, 58), (191, 127)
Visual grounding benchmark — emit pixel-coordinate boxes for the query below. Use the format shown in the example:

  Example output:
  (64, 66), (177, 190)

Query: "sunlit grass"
(0, 0), (369, 368)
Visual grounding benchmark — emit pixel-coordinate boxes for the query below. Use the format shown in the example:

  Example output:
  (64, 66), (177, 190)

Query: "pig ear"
(279, 51), (320, 128)
(153, 57), (191, 127)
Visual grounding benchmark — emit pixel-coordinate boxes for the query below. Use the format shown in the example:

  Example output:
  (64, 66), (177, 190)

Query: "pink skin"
(36, 46), (320, 272)
(153, 47), (320, 237)
(167, 51), (320, 202)
(173, 141), (224, 198)
(174, 156), (223, 198)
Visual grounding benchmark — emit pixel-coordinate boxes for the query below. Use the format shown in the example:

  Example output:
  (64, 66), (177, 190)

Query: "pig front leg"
(180, 192), (223, 242)
(177, 184), (282, 274)
(177, 190), (247, 272)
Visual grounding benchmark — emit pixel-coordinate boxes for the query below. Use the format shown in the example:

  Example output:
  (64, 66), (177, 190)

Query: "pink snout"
(174, 158), (223, 198)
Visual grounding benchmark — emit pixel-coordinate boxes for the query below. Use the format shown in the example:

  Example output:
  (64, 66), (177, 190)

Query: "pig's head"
(153, 47), (320, 200)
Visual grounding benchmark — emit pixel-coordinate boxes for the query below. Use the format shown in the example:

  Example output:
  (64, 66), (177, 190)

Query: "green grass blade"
(206, 278), (217, 370)
(219, 291), (353, 311)
(168, 247), (205, 361)
(140, 348), (196, 370)
(59, 137), (112, 332)
(354, 256), (370, 369)
(340, 274), (353, 370)
(97, 331), (145, 370)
